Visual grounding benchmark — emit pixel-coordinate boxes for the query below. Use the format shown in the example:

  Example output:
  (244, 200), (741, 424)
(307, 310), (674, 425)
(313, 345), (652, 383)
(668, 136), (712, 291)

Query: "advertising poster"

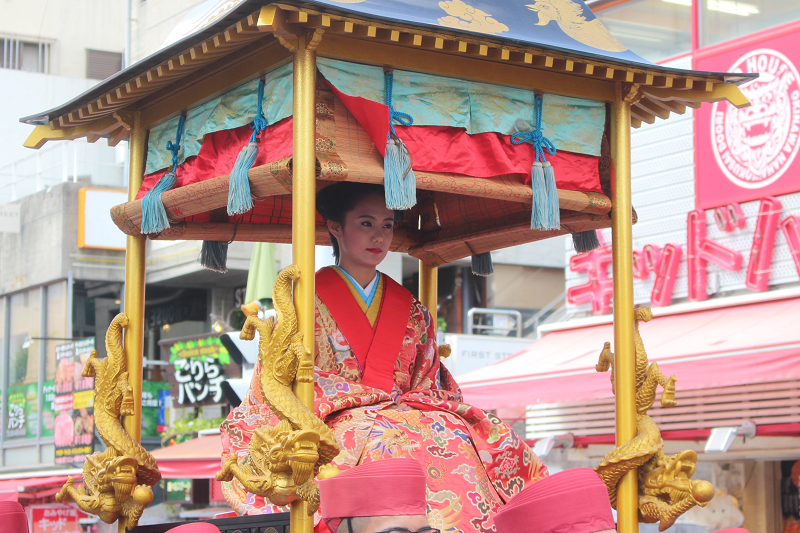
(54, 338), (95, 464)
(28, 505), (88, 533)
(6, 383), (39, 439)
(142, 381), (171, 438)
(783, 460), (800, 533)
(41, 380), (56, 438)
(696, 27), (800, 209)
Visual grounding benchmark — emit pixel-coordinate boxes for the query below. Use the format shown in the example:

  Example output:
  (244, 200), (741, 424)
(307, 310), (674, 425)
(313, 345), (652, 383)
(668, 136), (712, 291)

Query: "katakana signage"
(6, 383), (37, 439)
(162, 335), (241, 407)
(568, 197), (800, 314)
(28, 505), (88, 533)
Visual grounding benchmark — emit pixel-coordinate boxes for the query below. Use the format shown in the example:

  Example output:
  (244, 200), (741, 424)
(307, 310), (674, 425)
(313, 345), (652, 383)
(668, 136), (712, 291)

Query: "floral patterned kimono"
(221, 266), (548, 532)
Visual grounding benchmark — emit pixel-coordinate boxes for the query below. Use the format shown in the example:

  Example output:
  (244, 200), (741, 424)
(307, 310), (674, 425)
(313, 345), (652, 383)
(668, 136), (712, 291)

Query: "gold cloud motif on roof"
(527, 0), (628, 53)
(438, 0), (510, 36)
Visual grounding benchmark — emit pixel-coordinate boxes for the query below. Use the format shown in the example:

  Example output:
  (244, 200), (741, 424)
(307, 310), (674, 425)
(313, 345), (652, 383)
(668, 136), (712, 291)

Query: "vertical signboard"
(6, 383), (38, 438)
(54, 339), (95, 464)
(142, 381), (171, 437)
(696, 29), (800, 209)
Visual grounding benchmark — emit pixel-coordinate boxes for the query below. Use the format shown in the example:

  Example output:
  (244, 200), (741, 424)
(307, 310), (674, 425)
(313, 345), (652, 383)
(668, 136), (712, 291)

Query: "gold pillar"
(290, 32), (317, 533)
(419, 261), (438, 327)
(119, 112), (147, 533)
(610, 87), (638, 533)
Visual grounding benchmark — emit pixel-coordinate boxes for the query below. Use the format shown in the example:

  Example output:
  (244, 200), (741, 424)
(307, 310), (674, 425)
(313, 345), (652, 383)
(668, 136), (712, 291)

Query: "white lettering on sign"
(174, 356), (224, 404)
(712, 49), (800, 189)
(0, 204), (21, 233)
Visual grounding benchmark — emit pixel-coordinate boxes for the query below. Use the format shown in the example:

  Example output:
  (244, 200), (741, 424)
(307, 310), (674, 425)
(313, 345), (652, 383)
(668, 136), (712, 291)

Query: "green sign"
(42, 380), (56, 438)
(6, 383), (38, 439)
(169, 336), (230, 365)
(165, 479), (193, 502)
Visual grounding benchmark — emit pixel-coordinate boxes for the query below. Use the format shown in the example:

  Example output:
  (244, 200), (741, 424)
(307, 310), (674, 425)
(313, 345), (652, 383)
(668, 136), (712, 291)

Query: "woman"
(221, 182), (548, 532)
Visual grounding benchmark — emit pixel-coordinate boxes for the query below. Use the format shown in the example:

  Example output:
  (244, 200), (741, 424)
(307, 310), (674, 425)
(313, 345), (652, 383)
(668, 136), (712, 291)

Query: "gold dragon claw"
(56, 476), (75, 502)
(661, 375), (677, 407)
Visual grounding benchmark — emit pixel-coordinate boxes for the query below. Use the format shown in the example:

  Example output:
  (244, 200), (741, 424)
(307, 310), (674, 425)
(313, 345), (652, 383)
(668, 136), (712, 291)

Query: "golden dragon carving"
(217, 265), (340, 514)
(56, 313), (161, 527)
(594, 307), (714, 531)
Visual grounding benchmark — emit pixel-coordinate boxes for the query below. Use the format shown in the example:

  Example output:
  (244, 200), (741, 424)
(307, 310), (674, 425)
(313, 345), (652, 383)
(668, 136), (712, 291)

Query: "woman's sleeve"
(407, 299), (463, 401)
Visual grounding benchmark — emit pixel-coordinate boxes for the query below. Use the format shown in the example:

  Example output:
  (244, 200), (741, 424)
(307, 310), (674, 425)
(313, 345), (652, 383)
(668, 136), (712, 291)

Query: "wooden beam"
(630, 106), (656, 125)
(138, 38), (290, 129)
(23, 115), (120, 149)
(642, 83), (751, 109)
(636, 97), (671, 120)
(316, 34), (616, 102)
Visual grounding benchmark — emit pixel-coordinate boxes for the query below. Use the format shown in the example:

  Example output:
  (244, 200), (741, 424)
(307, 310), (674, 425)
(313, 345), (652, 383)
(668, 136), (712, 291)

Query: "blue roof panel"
(305, 0), (652, 65)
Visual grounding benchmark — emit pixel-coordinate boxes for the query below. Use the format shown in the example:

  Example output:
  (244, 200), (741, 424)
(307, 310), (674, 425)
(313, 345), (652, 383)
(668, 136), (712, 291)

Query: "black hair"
(316, 182), (398, 264)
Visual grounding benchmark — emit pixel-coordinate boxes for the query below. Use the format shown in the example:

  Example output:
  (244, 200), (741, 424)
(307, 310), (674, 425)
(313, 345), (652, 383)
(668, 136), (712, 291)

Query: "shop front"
(460, 16), (800, 533)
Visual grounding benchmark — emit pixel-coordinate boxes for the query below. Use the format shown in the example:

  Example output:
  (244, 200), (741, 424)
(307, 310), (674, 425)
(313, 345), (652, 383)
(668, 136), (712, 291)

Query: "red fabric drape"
(137, 117), (294, 199)
(136, 98), (602, 201)
(395, 124), (601, 191)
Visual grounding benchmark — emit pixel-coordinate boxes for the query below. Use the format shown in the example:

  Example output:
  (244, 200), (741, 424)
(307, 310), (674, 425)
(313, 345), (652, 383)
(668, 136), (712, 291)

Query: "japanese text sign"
(29, 505), (88, 533)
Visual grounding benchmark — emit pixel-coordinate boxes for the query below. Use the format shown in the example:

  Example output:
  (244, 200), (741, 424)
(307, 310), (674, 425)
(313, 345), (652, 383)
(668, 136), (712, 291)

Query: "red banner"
(695, 26), (800, 209)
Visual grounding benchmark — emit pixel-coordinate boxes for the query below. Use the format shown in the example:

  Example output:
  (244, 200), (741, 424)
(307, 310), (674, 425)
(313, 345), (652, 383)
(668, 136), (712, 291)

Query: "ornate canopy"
(19, 0), (754, 260)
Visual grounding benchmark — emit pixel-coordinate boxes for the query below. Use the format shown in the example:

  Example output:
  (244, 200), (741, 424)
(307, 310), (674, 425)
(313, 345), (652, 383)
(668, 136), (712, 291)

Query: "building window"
(701, 0), (800, 47)
(0, 35), (52, 73)
(594, 0), (692, 62)
(86, 49), (123, 80)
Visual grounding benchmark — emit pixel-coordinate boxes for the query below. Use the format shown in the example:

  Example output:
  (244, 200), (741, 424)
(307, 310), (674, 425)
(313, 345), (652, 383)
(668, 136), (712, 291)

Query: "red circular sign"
(711, 48), (800, 189)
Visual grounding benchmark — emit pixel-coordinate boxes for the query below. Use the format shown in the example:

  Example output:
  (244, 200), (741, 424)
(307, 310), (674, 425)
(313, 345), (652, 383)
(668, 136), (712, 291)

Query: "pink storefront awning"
(151, 435), (223, 479)
(458, 297), (800, 410)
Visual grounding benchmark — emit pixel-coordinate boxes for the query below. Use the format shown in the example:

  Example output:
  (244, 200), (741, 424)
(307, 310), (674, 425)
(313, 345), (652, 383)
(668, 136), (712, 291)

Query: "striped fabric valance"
(145, 59), (606, 174)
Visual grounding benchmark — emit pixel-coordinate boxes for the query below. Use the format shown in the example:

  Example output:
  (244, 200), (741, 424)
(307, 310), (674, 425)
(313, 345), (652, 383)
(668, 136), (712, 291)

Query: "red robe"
(221, 267), (548, 532)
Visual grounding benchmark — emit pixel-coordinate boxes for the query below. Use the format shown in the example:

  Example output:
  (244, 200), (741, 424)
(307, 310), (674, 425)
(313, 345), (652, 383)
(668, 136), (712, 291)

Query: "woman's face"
(328, 193), (395, 269)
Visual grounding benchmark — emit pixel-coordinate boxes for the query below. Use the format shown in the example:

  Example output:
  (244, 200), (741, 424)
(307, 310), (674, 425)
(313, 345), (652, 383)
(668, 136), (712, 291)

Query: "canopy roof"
(21, 0), (754, 149)
(458, 296), (800, 409)
(151, 435), (224, 479)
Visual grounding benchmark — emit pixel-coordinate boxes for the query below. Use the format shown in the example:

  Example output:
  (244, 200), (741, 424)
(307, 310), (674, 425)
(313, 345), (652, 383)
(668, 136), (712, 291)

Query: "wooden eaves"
(21, 1), (755, 151)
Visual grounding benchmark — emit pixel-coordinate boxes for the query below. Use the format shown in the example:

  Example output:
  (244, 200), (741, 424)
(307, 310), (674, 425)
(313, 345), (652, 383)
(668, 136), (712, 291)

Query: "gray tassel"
(200, 241), (229, 273)
(471, 252), (493, 276)
(573, 231), (601, 253)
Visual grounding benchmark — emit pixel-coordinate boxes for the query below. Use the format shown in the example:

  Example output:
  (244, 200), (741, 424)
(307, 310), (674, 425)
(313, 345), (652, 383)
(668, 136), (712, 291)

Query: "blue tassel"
(512, 95), (561, 231)
(531, 162), (549, 230)
(384, 136), (417, 210)
(227, 141), (258, 215)
(543, 160), (560, 230)
(384, 69), (417, 210)
(142, 114), (185, 235)
(140, 170), (176, 234)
